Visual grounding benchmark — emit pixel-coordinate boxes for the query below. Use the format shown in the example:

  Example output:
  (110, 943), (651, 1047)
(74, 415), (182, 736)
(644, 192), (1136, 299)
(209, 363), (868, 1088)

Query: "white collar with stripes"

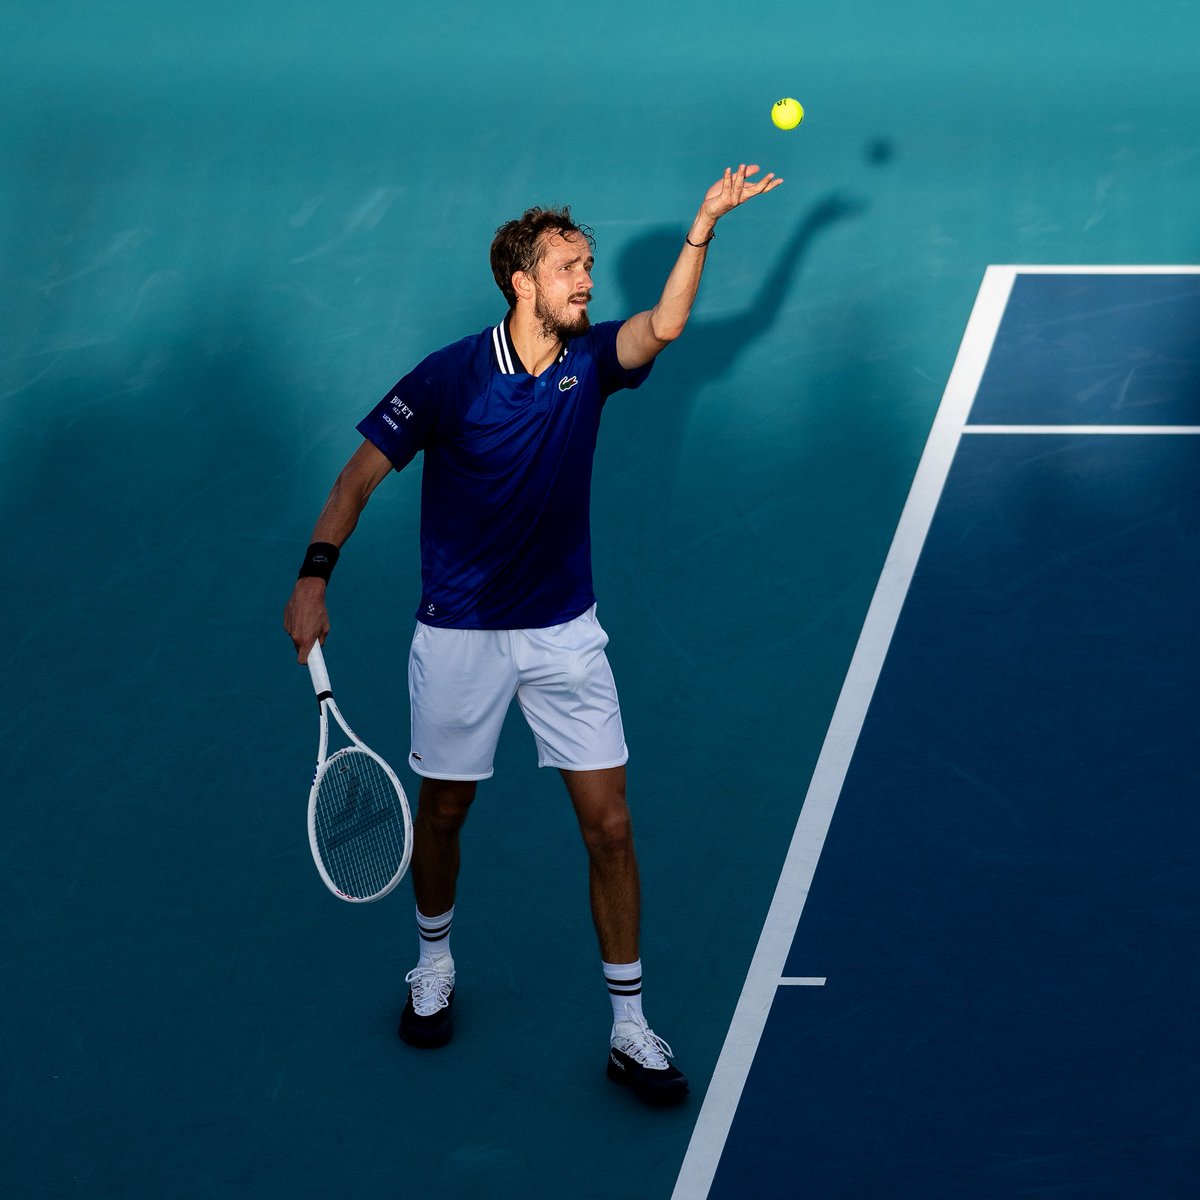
(491, 317), (569, 377)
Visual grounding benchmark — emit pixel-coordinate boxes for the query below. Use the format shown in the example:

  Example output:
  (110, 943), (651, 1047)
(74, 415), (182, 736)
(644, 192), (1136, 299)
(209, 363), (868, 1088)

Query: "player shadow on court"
(602, 190), (868, 563)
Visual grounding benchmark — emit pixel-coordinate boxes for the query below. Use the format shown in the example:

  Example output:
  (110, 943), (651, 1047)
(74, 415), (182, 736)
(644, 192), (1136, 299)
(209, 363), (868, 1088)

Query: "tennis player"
(284, 164), (782, 1105)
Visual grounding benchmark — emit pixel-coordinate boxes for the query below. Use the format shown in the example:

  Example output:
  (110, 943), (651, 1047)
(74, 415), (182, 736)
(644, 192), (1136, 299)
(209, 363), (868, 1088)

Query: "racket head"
(307, 744), (413, 902)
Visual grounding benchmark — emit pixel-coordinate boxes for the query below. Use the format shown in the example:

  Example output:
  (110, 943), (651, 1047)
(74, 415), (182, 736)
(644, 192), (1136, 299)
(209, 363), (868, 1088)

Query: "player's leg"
(411, 776), (477, 919)
(560, 765), (640, 965)
(399, 777), (475, 1048)
(561, 766), (687, 1105)
(401, 623), (514, 1049)
(514, 607), (688, 1103)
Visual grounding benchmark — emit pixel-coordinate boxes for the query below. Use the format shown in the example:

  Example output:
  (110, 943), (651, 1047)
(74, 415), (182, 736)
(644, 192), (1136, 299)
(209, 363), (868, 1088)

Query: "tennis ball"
(771, 98), (804, 130)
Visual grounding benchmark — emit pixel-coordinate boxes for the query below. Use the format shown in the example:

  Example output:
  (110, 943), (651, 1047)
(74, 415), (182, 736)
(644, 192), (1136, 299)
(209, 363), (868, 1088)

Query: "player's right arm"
(283, 439), (394, 662)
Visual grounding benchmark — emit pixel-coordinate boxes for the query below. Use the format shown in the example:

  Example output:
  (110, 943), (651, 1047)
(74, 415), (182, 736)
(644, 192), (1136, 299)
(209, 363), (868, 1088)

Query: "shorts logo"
(410, 752), (422, 762)
(558, 375), (579, 392)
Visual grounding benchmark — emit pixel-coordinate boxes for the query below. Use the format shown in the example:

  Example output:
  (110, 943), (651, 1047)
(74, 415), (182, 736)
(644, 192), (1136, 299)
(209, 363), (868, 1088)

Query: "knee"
(418, 779), (476, 833)
(581, 804), (635, 859)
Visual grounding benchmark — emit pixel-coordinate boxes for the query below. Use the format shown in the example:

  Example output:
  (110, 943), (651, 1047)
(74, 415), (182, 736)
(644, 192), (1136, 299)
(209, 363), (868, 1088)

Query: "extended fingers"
(722, 164), (747, 205)
(748, 172), (783, 196)
(709, 163), (783, 214)
(725, 164), (783, 202)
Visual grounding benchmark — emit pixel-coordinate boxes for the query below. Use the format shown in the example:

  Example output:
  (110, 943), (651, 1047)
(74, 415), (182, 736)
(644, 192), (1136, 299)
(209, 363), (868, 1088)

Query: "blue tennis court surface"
(679, 269), (1200, 1198)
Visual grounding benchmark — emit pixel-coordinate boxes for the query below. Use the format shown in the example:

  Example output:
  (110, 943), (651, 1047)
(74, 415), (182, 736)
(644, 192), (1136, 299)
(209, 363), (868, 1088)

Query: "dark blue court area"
(705, 273), (1200, 1197)
(973, 273), (1200, 426)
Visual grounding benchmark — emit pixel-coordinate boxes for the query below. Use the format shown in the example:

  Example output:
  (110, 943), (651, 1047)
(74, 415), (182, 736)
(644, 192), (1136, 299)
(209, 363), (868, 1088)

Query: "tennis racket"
(305, 640), (412, 902)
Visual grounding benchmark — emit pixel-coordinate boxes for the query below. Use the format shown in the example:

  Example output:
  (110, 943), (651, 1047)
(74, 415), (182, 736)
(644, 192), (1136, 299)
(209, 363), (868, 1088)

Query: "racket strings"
(312, 749), (409, 900)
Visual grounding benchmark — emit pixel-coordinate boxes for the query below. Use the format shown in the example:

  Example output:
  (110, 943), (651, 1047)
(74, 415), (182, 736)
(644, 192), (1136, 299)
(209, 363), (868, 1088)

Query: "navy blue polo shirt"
(357, 317), (653, 629)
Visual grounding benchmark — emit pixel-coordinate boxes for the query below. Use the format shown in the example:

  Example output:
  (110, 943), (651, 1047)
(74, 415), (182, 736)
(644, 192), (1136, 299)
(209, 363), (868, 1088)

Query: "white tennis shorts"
(407, 604), (628, 780)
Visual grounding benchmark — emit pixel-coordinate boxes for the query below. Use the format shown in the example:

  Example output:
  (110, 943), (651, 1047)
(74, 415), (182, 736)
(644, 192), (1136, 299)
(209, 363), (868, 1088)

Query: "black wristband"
(297, 542), (340, 581)
(685, 231), (715, 247)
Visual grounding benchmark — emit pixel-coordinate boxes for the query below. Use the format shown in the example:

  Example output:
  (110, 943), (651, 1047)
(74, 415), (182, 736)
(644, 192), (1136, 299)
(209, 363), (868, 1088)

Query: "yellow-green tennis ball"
(771, 98), (804, 130)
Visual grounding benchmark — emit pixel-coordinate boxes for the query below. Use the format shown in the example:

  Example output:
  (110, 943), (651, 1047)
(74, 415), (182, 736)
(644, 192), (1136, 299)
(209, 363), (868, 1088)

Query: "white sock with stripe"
(416, 906), (454, 966)
(603, 959), (645, 1026)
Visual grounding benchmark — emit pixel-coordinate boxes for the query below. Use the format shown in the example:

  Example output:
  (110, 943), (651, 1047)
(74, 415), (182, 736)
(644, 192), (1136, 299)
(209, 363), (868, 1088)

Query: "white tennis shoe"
(399, 955), (455, 1048)
(607, 1004), (689, 1105)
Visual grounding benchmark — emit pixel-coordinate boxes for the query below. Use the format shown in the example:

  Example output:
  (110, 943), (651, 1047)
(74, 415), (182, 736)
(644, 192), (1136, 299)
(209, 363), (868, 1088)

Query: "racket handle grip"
(306, 640), (332, 697)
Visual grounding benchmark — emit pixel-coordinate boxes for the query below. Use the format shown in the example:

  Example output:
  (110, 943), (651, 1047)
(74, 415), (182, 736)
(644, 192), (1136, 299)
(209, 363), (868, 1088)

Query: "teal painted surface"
(3, 3), (1199, 1196)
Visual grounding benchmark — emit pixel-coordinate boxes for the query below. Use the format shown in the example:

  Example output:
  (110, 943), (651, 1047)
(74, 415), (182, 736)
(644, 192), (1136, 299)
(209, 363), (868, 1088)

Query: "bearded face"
(530, 231), (594, 340)
(534, 284), (592, 339)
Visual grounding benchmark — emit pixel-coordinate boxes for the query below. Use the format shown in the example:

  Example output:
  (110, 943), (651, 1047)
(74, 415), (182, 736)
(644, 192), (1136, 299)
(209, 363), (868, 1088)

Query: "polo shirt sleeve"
(590, 319), (654, 397)
(356, 358), (443, 471)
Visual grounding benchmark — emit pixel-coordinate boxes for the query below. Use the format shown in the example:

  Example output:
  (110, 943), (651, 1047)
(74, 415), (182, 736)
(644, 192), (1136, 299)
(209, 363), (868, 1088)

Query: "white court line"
(670, 263), (1200, 1199)
(778, 978), (827, 987)
(966, 425), (1200, 435)
(989, 264), (1200, 274)
(670, 262), (1020, 1200)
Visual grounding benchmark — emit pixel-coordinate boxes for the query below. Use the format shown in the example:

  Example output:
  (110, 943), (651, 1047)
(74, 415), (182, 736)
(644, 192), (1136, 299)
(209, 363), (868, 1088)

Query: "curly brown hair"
(490, 206), (596, 309)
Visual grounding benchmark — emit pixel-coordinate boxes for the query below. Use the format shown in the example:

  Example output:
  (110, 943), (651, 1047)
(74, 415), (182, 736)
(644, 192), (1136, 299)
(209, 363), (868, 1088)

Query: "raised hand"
(700, 164), (784, 223)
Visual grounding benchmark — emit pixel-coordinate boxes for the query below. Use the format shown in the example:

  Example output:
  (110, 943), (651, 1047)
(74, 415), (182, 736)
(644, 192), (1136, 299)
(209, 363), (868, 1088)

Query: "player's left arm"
(616, 164), (783, 370)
